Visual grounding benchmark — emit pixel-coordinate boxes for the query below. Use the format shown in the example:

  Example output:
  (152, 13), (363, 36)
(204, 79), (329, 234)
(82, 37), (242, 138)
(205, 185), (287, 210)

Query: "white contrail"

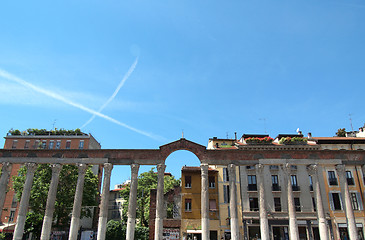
(81, 57), (138, 129)
(0, 69), (163, 141)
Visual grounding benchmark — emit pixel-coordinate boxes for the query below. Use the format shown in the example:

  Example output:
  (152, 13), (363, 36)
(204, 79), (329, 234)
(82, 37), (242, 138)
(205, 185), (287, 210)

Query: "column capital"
(282, 163), (292, 174)
(50, 164), (62, 175)
(103, 163), (113, 175)
(1, 162), (12, 172)
(25, 162), (38, 173)
(335, 164), (346, 174)
(256, 164), (264, 174)
(76, 163), (88, 175)
(307, 164), (318, 175)
(228, 164), (236, 174)
(156, 163), (165, 174)
(201, 163), (209, 175)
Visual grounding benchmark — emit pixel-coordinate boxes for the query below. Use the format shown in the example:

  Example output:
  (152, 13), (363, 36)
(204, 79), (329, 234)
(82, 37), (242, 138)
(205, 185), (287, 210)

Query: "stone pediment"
(159, 138), (206, 161)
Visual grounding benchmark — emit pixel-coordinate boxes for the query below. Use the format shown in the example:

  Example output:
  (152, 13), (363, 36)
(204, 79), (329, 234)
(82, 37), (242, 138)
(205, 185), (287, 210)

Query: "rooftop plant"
(245, 136), (273, 144)
(279, 136), (307, 145)
(8, 128), (85, 136)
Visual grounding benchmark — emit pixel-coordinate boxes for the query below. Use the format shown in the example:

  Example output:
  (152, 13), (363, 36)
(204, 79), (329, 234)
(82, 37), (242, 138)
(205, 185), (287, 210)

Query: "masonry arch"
(159, 138), (207, 163)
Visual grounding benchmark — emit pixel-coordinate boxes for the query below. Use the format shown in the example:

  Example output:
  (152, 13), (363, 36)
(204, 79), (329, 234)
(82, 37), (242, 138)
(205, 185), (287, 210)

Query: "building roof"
(275, 134), (304, 139)
(241, 134), (269, 139)
(312, 137), (365, 144)
(181, 166), (218, 172)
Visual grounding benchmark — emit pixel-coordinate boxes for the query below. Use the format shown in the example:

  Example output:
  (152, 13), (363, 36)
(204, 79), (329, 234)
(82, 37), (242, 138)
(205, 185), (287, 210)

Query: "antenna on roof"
(349, 114), (354, 132)
(226, 132), (229, 139)
(52, 119), (57, 130)
(182, 129), (184, 139)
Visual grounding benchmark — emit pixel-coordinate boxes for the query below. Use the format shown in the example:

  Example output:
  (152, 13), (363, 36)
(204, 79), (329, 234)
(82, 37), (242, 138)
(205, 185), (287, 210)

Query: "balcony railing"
(328, 179), (338, 186)
(248, 184), (257, 191)
(292, 185), (300, 191)
(347, 178), (355, 185)
(272, 184), (281, 191)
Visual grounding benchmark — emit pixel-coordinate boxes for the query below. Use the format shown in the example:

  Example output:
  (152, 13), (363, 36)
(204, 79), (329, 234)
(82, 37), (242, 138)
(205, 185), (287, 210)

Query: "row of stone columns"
(0, 161), (360, 240)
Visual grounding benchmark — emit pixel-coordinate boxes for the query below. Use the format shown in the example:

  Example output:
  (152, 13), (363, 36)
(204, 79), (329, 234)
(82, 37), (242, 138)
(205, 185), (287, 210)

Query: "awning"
(187, 230), (202, 233)
(0, 223), (16, 232)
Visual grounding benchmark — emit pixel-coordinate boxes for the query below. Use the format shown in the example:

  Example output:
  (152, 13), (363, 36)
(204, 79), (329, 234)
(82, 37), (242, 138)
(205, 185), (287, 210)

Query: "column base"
(126, 217), (136, 240)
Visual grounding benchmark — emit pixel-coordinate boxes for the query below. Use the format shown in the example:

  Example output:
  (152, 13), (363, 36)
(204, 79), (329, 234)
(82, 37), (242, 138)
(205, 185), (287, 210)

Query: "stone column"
(283, 163), (299, 240)
(13, 163), (37, 240)
(256, 164), (269, 240)
(228, 164), (239, 240)
(68, 163), (88, 240)
(154, 163), (166, 240)
(307, 164), (329, 240)
(97, 163), (113, 240)
(336, 164), (358, 240)
(0, 162), (12, 221)
(127, 163), (140, 240)
(201, 163), (210, 240)
(40, 164), (62, 240)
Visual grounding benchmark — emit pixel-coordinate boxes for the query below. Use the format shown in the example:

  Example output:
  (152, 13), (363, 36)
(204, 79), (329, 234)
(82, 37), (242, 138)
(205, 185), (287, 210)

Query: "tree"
(12, 164), (99, 237)
(120, 168), (180, 227)
(105, 220), (148, 240)
(336, 128), (346, 137)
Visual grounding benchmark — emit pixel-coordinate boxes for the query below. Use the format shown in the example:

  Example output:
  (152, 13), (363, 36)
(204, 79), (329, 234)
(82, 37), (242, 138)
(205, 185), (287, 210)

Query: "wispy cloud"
(81, 57), (138, 129)
(0, 68), (164, 141)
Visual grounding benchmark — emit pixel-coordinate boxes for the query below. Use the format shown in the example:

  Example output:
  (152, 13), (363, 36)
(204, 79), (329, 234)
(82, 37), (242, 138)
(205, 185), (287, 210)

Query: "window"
(312, 197), (316, 211)
(49, 141), (54, 149)
(346, 171), (355, 185)
(329, 192), (342, 210)
(185, 199), (192, 212)
(223, 185), (230, 203)
(294, 198), (301, 212)
(65, 141), (71, 149)
(309, 175), (313, 191)
(270, 165), (279, 170)
(248, 175), (257, 191)
(291, 175), (300, 191)
(272, 175), (280, 191)
(350, 192), (363, 210)
(12, 140), (18, 149)
(223, 168), (229, 182)
(34, 140), (40, 149)
(328, 171), (338, 185)
(209, 176), (215, 188)
(55, 140), (61, 149)
(185, 176), (191, 188)
(249, 197), (259, 211)
(41, 141), (47, 149)
(209, 199), (217, 211)
(79, 140), (84, 149)
(9, 210), (15, 222)
(24, 140), (30, 149)
(274, 198), (281, 212)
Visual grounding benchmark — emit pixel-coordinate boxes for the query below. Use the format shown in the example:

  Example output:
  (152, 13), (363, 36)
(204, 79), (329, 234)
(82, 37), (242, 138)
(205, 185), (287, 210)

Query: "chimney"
(308, 132), (312, 139)
(234, 132), (237, 141)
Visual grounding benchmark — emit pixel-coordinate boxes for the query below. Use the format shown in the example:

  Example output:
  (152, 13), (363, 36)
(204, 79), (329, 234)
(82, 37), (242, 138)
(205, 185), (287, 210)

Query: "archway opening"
(164, 150), (201, 179)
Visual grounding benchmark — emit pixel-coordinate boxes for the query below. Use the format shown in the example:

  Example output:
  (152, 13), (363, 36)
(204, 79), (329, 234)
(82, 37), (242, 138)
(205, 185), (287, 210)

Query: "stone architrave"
(97, 163), (113, 240)
(68, 163), (88, 240)
(283, 163), (299, 240)
(201, 163), (210, 240)
(127, 163), (140, 240)
(13, 163), (37, 240)
(0, 162), (12, 221)
(256, 164), (269, 240)
(228, 164), (239, 240)
(307, 164), (329, 240)
(40, 164), (62, 240)
(154, 163), (166, 240)
(336, 164), (358, 240)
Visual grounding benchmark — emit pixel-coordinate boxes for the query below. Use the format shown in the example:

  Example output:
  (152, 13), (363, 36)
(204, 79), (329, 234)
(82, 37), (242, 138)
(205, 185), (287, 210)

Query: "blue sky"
(1, 0), (365, 187)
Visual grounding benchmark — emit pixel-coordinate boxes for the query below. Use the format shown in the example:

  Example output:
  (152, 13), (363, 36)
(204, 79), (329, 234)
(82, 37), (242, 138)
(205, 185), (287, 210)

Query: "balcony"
(248, 184), (257, 191)
(272, 184), (281, 191)
(292, 185), (300, 191)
